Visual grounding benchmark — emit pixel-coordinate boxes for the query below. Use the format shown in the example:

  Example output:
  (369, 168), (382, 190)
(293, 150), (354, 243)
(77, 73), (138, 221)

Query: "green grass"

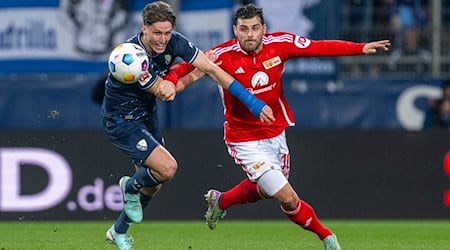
(0, 220), (449, 249)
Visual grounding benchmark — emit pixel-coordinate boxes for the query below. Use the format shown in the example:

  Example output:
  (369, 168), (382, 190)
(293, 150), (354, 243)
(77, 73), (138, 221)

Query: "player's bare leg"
(120, 146), (177, 223)
(109, 146), (176, 248)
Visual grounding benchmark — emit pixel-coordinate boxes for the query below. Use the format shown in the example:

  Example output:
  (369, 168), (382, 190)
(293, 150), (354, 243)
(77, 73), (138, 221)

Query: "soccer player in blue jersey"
(102, 1), (274, 249)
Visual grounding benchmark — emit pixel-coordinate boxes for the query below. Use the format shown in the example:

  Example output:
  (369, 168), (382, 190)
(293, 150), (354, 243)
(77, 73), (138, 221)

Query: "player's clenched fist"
(156, 80), (176, 101)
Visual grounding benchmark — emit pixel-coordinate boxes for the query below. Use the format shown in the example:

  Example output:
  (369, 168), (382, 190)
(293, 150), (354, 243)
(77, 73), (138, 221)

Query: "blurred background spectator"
(424, 82), (450, 129)
(343, 0), (374, 75)
(386, 0), (431, 73)
(340, 0), (447, 78)
(347, 0), (374, 42)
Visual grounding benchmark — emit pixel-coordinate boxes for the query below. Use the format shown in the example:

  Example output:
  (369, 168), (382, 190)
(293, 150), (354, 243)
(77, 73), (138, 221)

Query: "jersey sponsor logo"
(262, 56), (282, 70)
(234, 66), (245, 74)
(252, 82), (277, 95)
(251, 71), (269, 88)
(294, 36), (311, 49)
(136, 139), (148, 151)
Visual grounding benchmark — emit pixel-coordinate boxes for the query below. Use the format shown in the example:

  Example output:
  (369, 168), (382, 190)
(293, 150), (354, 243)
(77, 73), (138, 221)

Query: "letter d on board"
(0, 148), (72, 211)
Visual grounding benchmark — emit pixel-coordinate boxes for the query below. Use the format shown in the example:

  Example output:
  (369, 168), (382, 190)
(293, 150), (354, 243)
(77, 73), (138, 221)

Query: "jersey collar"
(235, 40), (249, 55)
(235, 38), (262, 56)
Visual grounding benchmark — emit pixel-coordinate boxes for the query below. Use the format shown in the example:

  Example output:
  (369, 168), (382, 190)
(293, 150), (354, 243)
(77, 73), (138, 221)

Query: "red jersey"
(167, 32), (365, 143)
(213, 32), (365, 143)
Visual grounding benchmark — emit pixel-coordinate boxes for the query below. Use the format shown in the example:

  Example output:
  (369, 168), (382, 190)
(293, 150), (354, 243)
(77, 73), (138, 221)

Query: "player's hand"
(363, 40), (390, 54)
(259, 105), (275, 123)
(204, 50), (223, 67)
(204, 50), (218, 62)
(157, 80), (176, 101)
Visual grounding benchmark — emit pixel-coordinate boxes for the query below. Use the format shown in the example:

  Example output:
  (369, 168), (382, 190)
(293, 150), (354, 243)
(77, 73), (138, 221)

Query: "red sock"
(218, 178), (264, 210)
(283, 199), (332, 240)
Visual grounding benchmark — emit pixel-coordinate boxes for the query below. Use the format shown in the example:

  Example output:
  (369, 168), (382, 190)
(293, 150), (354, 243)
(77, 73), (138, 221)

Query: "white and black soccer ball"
(108, 43), (149, 84)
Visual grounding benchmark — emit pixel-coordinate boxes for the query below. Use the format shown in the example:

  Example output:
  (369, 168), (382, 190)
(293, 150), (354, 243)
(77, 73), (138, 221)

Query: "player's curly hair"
(234, 3), (264, 25)
(142, 1), (176, 26)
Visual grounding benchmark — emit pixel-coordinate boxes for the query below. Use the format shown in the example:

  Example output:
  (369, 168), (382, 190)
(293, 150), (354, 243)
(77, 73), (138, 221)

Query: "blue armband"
(228, 80), (266, 117)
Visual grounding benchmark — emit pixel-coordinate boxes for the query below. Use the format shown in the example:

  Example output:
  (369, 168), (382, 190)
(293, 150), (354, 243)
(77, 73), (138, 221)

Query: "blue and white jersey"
(101, 31), (199, 122)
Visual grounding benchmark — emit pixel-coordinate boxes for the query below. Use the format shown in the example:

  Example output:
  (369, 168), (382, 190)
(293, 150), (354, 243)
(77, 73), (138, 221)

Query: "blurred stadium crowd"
(340, 0), (449, 79)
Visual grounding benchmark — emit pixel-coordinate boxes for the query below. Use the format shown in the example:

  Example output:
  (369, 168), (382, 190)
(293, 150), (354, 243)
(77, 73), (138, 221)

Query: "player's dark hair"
(142, 1), (176, 26)
(234, 3), (264, 25)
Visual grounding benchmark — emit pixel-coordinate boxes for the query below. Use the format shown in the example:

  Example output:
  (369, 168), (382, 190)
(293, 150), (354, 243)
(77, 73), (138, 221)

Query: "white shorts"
(226, 131), (291, 182)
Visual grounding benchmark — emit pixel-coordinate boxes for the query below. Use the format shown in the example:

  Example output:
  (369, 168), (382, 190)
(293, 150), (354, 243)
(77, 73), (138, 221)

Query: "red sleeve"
(289, 35), (365, 58)
(164, 62), (196, 85)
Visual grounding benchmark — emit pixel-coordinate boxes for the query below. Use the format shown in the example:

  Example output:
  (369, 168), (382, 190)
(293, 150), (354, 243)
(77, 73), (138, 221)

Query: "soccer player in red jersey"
(165, 3), (390, 250)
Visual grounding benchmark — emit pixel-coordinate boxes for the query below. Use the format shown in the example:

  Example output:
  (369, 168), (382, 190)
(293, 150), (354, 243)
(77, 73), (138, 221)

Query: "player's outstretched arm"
(191, 51), (275, 123)
(362, 40), (391, 54)
(174, 68), (203, 93)
(164, 63), (196, 93)
(166, 50), (219, 93)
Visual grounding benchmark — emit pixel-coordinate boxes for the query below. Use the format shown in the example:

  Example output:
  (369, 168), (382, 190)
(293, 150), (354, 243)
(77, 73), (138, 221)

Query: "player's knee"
(279, 193), (299, 211)
(157, 160), (178, 182)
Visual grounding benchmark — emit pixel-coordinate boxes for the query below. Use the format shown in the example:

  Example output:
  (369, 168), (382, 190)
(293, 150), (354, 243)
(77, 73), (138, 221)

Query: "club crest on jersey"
(251, 71), (269, 88)
(294, 35), (311, 49)
(262, 56), (281, 70)
(136, 139), (148, 151)
(251, 161), (266, 172)
(164, 54), (172, 65)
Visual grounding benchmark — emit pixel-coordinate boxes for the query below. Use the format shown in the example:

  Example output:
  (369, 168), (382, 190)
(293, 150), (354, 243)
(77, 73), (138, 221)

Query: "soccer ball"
(108, 43), (149, 84)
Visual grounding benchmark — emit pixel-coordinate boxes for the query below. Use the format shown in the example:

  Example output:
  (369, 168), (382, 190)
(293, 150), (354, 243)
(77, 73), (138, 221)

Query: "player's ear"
(233, 25), (238, 37)
(262, 24), (267, 34)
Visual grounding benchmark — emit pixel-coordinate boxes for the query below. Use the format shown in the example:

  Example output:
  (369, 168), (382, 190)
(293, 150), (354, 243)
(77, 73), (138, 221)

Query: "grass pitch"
(0, 220), (449, 249)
